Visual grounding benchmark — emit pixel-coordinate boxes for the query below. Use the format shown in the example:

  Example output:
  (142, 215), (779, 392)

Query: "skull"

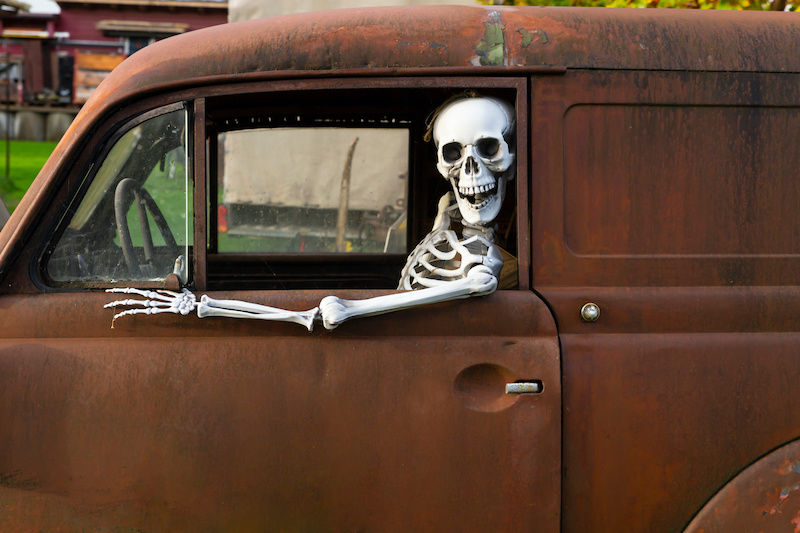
(432, 96), (515, 226)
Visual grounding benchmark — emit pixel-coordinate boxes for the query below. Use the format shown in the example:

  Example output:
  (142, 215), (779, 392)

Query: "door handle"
(505, 381), (542, 394)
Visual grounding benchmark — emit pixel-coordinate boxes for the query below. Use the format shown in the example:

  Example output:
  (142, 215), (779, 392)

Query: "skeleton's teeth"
(459, 184), (493, 196)
(459, 184), (497, 205)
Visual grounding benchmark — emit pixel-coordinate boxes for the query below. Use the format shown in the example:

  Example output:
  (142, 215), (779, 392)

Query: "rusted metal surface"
(531, 69), (800, 289)
(684, 438), (800, 533)
(527, 53), (800, 531)
(192, 97), (207, 292)
(556, 331), (800, 533)
(0, 291), (560, 530)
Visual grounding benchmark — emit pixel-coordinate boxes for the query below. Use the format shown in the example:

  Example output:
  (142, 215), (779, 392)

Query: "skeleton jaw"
(450, 176), (505, 225)
(459, 182), (497, 209)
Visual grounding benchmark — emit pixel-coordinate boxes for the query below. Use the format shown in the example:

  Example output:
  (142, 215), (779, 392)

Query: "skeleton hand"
(104, 287), (197, 320)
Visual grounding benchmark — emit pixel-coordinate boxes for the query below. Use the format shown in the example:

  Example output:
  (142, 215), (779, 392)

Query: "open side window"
(43, 103), (192, 286)
(205, 94), (411, 290)
(200, 84), (522, 291)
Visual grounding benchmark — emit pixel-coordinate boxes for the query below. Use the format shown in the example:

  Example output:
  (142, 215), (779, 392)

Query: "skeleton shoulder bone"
(105, 95), (516, 331)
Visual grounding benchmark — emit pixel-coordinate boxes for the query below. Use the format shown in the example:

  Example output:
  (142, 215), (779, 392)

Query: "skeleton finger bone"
(104, 288), (197, 320)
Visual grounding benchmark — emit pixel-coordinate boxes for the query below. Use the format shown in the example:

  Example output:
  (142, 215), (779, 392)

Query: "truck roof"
(83, 5), (800, 118)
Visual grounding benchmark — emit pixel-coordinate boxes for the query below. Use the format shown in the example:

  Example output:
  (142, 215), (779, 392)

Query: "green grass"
(0, 140), (58, 213)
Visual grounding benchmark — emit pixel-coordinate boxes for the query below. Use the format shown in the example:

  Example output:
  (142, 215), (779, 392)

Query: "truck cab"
(1, 6), (800, 532)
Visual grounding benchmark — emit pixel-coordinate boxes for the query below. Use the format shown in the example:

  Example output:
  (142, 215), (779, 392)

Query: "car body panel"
(0, 5), (799, 532)
(683, 438), (800, 533)
(0, 290), (561, 531)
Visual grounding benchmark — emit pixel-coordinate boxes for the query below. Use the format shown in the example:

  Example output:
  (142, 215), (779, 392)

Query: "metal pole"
(5, 38), (10, 185)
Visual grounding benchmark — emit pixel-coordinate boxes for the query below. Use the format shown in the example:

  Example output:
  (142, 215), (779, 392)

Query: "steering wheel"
(114, 177), (178, 275)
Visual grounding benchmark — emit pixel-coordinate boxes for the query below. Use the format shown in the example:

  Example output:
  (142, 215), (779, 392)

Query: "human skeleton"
(106, 95), (516, 331)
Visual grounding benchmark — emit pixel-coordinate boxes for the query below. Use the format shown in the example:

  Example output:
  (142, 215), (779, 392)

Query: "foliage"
(0, 140), (57, 213)
(481, 0), (795, 11)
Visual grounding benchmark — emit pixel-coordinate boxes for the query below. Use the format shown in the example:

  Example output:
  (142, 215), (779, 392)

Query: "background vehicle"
(1, 6), (800, 531)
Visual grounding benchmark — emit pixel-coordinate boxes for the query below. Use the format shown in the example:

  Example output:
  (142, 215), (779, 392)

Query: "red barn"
(0, 0), (227, 105)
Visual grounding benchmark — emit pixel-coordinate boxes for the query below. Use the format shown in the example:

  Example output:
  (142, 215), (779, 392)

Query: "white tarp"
(222, 127), (408, 212)
(228, 0), (470, 23)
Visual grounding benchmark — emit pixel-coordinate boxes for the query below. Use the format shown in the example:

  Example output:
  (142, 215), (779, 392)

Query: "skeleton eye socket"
(442, 142), (463, 164)
(476, 138), (501, 159)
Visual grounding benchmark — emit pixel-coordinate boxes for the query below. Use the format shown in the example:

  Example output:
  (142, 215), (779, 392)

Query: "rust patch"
(0, 470), (37, 490)
(764, 483), (800, 516)
(683, 440), (800, 533)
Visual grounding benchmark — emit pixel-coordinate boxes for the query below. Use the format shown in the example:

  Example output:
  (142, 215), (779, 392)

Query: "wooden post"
(335, 137), (359, 253)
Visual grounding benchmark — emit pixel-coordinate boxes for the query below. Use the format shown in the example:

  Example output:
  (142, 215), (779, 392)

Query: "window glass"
(47, 106), (191, 284)
(216, 127), (408, 254)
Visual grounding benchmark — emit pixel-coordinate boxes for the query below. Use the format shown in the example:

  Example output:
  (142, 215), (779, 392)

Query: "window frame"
(193, 76), (529, 291)
(39, 101), (191, 289)
(35, 75), (529, 293)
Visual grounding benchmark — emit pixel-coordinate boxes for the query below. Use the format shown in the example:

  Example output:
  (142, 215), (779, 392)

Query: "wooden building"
(0, 0), (227, 106)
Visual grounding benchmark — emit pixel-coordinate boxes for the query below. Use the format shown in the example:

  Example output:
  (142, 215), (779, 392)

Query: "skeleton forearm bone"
(196, 295), (319, 331)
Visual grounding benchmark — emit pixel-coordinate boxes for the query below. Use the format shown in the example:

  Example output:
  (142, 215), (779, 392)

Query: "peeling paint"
(777, 459), (800, 475)
(0, 470), (37, 490)
(763, 483), (800, 516)
(518, 28), (548, 48)
(474, 11), (505, 66)
(424, 41), (448, 50)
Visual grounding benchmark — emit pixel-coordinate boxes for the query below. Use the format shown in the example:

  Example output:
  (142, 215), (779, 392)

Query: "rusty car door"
(0, 81), (562, 531)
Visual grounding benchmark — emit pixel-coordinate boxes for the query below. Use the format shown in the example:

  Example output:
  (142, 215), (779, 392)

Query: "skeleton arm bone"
(105, 265), (497, 332)
(319, 264), (497, 330)
(196, 295), (319, 331)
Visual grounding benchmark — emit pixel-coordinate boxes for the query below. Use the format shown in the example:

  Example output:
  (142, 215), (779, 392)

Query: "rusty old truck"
(2, 5), (800, 532)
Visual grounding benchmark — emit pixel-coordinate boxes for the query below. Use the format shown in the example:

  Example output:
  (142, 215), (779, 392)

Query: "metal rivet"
(580, 302), (600, 322)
